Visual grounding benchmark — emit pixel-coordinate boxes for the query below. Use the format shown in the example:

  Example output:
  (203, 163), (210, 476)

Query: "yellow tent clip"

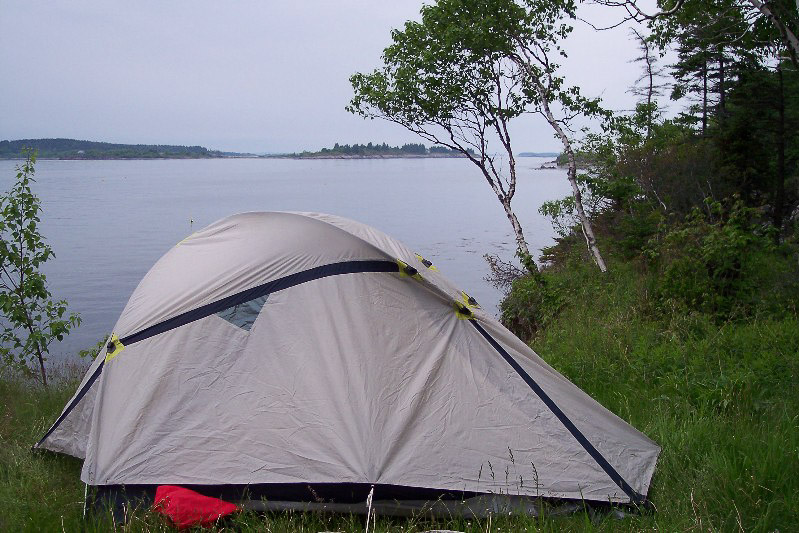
(461, 291), (480, 309)
(414, 253), (438, 271)
(396, 259), (423, 281)
(105, 334), (126, 363)
(454, 301), (475, 320)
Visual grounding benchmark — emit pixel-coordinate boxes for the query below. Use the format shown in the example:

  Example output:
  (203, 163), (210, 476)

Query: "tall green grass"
(2, 254), (797, 530)
(509, 253), (799, 531)
(0, 365), (664, 532)
(0, 361), (653, 533)
(0, 367), (89, 532)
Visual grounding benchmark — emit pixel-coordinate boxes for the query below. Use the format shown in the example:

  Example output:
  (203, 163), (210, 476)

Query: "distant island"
(1, 138), (562, 162)
(0, 138), (253, 160)
(275, 142), (474, 159)
(518, 151), (560, 158)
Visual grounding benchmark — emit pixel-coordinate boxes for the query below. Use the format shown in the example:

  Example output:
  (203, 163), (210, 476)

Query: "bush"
(645, 199), (799, 320)
(0, 152), (80, 386)
(500, 275), (562, 341)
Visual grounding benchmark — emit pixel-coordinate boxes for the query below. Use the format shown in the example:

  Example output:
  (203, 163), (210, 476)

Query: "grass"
(512, 248), (799, 531)
(0, 364), (653, 532)
(1, 253), (797, 531)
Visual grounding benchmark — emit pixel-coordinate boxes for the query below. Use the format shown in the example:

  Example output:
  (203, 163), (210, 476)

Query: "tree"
(507, 14), (611, 271)
(715, 60), (799, 231)
(629, 28), (668, 138)
(643, 0), (799, 234)
(594, 0), (799, 69)
(651, 0), (758, 136)
(746, 0), (799, 67)
(349, 0), (609, 272)
(0, 152), (80, 386)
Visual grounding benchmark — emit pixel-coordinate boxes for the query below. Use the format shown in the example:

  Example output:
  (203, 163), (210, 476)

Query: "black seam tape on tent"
(119, 260), (400, 346)
(469, 320), (645, 505)
(33, 359), (106, 450)
(34, 260), (400, 448)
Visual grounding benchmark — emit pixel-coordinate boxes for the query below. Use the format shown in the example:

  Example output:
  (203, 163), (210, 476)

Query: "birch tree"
(349, 0), (610, 272)
(508, 29), (610, 271)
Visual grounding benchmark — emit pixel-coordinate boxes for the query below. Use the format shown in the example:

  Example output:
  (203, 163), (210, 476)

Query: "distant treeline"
(298, 142), (474, 157)
(0, 138), (229, 159)
(518, 151), (560, 158)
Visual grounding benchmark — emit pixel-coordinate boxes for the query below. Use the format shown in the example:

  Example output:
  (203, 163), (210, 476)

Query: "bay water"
(0, 157), (569, 360)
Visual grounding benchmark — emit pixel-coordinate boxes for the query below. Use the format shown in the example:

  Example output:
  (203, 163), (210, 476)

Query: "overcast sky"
(0, 1), (658, 153)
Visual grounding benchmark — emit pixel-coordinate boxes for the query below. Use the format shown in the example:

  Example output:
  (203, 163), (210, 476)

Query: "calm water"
(0, 157), (569, 360)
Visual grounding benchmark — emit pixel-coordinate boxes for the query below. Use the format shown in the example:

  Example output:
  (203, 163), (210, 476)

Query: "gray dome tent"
(35, 212), (659, 515)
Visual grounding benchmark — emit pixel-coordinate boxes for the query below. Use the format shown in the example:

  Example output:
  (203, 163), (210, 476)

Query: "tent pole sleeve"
(469, 320), (645, 505)
(34, 260), (401, 450)
(119, 260), (400, 346)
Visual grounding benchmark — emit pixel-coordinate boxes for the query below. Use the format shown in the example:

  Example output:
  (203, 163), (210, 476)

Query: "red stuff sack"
(152, 485), (238, 530)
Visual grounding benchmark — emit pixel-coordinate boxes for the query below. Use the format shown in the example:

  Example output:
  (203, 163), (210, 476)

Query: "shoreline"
(0, 156), (257, 161)
(1, 154), (561, 162)
(1, 154), (472, 161)
(269, 153), (467, 160)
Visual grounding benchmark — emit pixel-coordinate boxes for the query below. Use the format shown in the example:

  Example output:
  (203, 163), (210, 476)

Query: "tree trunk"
(747, 0), (799, 69)
(501, 198), (534, 267)
(37, 350), (48, 388)
(25, 320), (48, 387)
(466, 153), (533, 272)
(504, 145), (538, 272)
(537, 86), (608, 272)
(17, 282), (48, 387)
(563, 144), (608, 273)
(463, 152), (535, 273)
(718, 48), (726, 117)
(702, 58), (708, 136)
(645, 38), (654, 139)
(775, 63), (786, 235)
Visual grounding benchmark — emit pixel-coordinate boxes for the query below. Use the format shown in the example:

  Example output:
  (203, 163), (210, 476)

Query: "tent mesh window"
(215, 295), (269, 331)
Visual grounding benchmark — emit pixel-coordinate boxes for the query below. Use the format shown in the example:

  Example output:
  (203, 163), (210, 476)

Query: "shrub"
(0, 152), (80, 386)
(645, 199), (799, 320)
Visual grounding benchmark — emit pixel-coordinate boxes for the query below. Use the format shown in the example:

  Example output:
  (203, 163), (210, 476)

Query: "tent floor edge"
(87, 482), (643, 521)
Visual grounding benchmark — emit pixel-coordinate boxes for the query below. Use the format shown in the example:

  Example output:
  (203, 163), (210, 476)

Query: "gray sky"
(1, 1), (655, 153)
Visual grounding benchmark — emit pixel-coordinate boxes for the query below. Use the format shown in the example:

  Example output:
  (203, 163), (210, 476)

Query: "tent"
(35, 212), (659, 515)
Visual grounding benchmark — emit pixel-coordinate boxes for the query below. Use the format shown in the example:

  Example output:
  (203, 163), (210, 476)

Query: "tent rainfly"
(34, 212), (660, 516)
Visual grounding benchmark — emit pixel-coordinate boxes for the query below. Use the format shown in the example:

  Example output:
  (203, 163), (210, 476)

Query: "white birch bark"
(502, 198), (531, 259)
(747, 0), (799, 67)
(536, 84), (608, 273)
